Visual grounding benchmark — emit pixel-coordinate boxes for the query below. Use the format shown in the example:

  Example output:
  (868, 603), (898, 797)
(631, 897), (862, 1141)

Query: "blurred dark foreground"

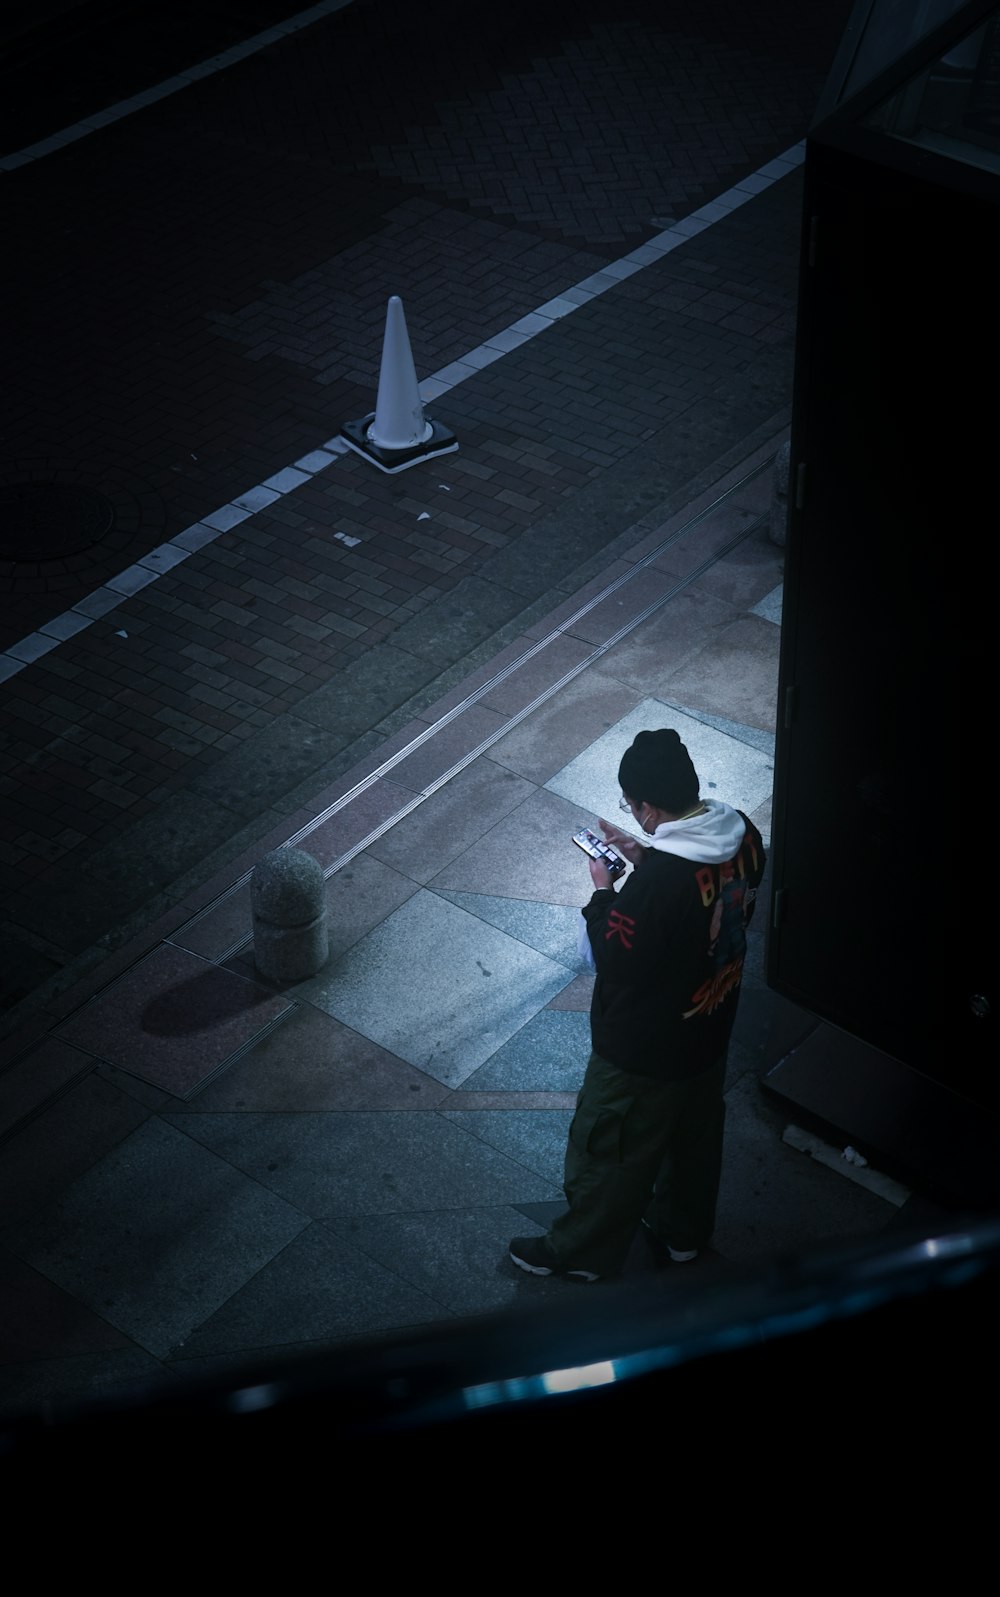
(4, 1211), (997, 1476)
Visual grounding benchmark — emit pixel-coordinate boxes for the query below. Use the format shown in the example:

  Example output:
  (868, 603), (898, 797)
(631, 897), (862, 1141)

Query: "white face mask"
(620, 794), (651, 831)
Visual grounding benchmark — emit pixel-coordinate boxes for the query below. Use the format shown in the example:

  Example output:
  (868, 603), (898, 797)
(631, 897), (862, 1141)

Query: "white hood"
(645, 799), (746, 863)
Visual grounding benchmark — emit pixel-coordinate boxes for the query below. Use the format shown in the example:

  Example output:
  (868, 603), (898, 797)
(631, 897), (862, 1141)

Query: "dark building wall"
(767, 130), (996, 1111)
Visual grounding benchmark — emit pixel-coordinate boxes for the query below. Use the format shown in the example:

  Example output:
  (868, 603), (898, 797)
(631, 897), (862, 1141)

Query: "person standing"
(509, 728), (765, 1282)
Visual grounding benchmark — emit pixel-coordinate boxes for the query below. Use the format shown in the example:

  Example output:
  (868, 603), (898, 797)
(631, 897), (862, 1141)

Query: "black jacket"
(582, 810), (765, 1080)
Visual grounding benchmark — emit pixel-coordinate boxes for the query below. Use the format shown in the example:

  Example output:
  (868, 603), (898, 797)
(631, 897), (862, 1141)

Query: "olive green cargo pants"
(545, 1048), (727, 1276)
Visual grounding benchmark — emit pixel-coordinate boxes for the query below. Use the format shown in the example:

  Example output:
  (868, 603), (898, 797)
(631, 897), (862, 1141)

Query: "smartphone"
(572, 827), (627, 877)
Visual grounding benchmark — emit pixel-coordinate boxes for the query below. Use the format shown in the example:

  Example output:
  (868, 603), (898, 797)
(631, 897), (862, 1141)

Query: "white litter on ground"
(782, 1123), (911, 1206)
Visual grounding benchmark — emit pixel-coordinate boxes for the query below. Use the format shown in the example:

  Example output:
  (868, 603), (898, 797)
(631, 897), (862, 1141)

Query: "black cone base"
(340, 414), (458, 475)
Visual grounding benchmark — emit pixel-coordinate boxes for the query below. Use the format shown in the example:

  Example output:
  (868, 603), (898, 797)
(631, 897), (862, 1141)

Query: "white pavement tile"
(536, 298), (580, 320)
(262, 467), (310, 493)
(39, 611), (94, 641)
(759, 150), (804, 177)
(6, 632), (58, 664)
(72, 587), (126, 618)
(306, 889), (574, 1087)
(430, 359), (483, 387)
(691, 201), (733, 223)
(625, 240), (684, 265)
(751, 584), (784, 625)
(510, 312), (557, 335)
(233, 486), (282, 512)
(483, 328), (532, 352)
(460, 345), (505, 370)
(105, 563), (161, 596)
(601, 259), (643, 281)
(735, 173), (774, 195)
(202, 504), (252, 531)
(294, 449), (340, 473)
(170, 523), (222, 553)
(573, 272), (623, 295)
(139, 545), (191, 573)
(715, 187), (755, 210)
(436, 890), (588, 971)
(544, 698), (774, 826)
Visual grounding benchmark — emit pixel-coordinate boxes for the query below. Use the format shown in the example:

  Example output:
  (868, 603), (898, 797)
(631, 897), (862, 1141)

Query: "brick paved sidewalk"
(0, 0), (854, 1023)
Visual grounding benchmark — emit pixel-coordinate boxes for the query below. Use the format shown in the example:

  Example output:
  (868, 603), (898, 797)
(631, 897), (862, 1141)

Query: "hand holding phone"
(572, 826), (627, 878)
(595, 817), (646, 868)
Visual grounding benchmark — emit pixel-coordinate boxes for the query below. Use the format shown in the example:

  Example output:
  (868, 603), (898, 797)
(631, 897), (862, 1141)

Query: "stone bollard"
(769, 437), (791, 547)
(251, 846), (328, 982)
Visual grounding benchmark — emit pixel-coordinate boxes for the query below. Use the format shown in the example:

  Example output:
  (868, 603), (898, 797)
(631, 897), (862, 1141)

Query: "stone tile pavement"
(3, 0), (957, 1427)
(0, 430), (931, 1421)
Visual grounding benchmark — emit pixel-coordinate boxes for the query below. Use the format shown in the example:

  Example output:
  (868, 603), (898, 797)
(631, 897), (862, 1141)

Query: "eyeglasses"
(618, 795), (633, 812)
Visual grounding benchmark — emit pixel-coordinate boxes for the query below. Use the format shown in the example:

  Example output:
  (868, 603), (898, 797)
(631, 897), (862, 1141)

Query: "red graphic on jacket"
(605, 908), (636, 949)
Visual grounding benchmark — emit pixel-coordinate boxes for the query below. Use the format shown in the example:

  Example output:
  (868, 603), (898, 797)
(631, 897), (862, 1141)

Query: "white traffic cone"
(341, 295), (458, 474)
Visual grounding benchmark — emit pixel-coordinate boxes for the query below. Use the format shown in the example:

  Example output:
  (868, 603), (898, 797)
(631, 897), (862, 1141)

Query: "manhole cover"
(0, 482), (116, 561)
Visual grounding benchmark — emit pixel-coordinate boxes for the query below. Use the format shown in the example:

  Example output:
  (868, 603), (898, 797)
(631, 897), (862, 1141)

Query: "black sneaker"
(508, 1235), (600, 1282)
(641, 1219), (699, 1265)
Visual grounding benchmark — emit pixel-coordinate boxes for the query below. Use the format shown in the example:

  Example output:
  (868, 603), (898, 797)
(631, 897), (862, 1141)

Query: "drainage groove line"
(190, 458), (774, 959)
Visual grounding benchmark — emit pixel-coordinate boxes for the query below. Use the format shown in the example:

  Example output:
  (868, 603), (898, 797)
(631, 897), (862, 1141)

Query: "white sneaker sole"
(509, 1247), (600, 1282)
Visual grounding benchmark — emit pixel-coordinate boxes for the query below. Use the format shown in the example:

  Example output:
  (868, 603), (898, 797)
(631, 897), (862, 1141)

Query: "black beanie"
(618, 728), (700, 812)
